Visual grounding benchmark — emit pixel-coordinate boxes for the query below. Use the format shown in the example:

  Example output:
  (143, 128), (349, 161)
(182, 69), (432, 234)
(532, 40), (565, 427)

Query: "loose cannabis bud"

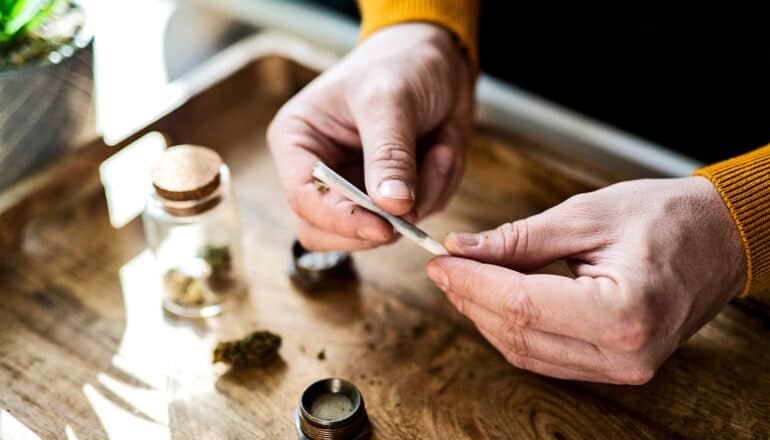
(213, 331), (282, 368)
(315, 180), (329, 192)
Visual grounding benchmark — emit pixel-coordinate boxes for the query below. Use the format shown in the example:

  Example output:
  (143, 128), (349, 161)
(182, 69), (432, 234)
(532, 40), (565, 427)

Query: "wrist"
(358, 0), (480, 67)
(366, 22), (456, 55)
(694, 144), (770, 300)
(690, 176), (748, 299)
(402, 22), (473, 78)
(358, 22), (473, 85)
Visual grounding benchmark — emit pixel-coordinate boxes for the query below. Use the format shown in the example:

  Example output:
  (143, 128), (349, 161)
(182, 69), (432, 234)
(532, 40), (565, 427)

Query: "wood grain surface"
(1, 55), (769, 440)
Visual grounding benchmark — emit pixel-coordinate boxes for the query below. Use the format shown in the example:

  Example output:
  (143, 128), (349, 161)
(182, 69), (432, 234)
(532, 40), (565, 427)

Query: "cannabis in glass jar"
(143, 144), (245, 317)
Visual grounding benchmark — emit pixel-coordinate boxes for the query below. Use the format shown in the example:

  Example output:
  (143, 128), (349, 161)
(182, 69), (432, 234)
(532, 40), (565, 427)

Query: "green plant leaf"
(1, 0), (17, 16)
(24, 0), (58, 31)
(1, 0), (51, 41)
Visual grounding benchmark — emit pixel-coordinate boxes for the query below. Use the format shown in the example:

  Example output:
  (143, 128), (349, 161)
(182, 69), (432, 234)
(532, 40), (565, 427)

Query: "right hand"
(267, 23), (474, 251)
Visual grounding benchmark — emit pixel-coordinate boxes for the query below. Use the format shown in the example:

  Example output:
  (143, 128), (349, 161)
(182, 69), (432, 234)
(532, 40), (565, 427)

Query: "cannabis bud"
(213, 330), (282, 368)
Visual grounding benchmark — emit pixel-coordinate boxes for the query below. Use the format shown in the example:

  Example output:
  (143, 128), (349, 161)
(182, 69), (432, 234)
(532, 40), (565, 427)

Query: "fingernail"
(436, 148), (454, 176)
(450, 232), (479, 247)
(358, 225), (388, 241)
(379, 179), (413, 200)
(428, 265), (449, 291)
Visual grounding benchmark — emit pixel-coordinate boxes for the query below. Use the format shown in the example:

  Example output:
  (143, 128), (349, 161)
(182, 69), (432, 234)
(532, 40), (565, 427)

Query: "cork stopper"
(151, 145), (222, 201)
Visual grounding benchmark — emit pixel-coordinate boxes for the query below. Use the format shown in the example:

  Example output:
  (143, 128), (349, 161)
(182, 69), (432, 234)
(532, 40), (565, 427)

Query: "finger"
(350, 85), (418, 216)
(444, 289), (608, 374)
(444, 204), (603, 271)
(294, 218), (390, 252)
(268, 111), (394, 243)
(427, 256), (615, 344)
(414, 129), (465, 220)
(414, 73), (472, 220)
(476, 327), (611, 383)
(294, 181), (394, 242)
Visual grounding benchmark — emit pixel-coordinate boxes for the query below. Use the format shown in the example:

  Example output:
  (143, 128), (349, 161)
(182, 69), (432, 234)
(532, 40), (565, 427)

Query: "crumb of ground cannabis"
(367, 342), (376, 351)
(317, 348), (326, 361)
(427, 365), (444, 376)
(213, 331), (282, 368)
(314, 181), (329, 192)
(411, 321), (428, 338)
(350, 207), (356, 214)
(363, 322), (373, 333)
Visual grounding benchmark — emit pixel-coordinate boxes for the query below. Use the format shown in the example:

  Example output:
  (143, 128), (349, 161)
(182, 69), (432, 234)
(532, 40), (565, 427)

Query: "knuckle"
(368, 142), (415, 172)
(604, 293), (655, 352)
(610, 323), (649, 353)
(354, 75), (409, 108)
(502, 325), (531, 358)
(502, 286), (537, 329)
(496, 220), (529, 261)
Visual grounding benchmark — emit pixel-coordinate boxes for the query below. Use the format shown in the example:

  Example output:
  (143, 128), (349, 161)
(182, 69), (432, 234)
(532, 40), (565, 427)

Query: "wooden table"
(1, 36), (769, 440)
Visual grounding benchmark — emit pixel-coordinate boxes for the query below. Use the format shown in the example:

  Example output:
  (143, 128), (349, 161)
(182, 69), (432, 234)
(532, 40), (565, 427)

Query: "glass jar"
(143, 144), (245, 317)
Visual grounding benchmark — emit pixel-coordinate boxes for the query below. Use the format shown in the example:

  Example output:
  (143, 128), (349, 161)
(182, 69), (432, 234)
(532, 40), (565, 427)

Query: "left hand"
(426, 176), (746, 384)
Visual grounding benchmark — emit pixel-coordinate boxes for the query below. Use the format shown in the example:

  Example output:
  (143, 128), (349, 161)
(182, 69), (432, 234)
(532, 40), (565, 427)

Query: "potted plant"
(0, 0), (94, 190)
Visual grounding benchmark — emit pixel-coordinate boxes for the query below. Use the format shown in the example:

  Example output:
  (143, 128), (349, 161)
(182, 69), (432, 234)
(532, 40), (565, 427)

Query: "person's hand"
(426, 176), (746, 384)
(268, 23), (474, 251)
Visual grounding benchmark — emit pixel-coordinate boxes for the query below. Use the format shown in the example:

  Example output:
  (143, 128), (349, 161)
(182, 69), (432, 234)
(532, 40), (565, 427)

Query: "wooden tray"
(1, 33), (769, 439)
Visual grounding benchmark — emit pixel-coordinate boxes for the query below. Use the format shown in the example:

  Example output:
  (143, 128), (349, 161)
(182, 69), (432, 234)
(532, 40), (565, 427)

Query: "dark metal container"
(295, 378), (371, 440)
(287, 240), (356, 292)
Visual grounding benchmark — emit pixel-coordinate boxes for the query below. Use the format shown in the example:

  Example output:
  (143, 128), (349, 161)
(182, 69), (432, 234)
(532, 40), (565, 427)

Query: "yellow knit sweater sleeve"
(695, 144), (770, 301)
(357, 0), (480, 67)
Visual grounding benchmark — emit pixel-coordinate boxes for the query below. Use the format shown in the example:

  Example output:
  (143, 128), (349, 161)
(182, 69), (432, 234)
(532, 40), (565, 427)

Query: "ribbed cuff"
(694, 144), (770, 299)
(358, 0), (480, 69)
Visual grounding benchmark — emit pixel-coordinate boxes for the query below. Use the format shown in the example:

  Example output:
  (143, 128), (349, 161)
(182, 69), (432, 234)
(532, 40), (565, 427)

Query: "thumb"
(444, 205), (599, 271)
(352, 86), (418, 216)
